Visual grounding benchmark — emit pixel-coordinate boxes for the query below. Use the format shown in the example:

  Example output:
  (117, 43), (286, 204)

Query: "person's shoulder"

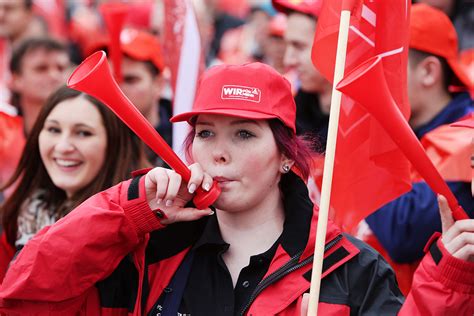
(342, 233), (403, 297)
(0, 103), (24, 150)
(0, 103), (22, 128)
(344, 233), (382, 255)
(0, 102), (18, 117)
(319, 233), (404, 313)
(342, 233), (395, 273)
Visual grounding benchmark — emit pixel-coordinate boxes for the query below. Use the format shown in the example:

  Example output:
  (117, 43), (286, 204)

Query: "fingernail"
(204, 183), (211, 191)
(165, 200), (173, 207)
(208, 210), (214, 215)
(156, 199), (162, 204)
(188, 183), (196, 194)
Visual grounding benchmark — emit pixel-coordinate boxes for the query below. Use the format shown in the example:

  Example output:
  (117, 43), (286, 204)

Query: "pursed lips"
(213, 176), (234, 185)
(214, 176), (231, 181)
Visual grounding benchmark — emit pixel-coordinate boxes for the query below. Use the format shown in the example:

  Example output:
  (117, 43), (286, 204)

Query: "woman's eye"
(77, 130), (93, 137)
(46, 126), (60, 133)
(196, 130), (213, 138)
(237, 130), (254, 139)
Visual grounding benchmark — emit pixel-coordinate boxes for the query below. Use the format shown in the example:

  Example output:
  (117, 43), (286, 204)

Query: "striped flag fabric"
(163, 0), (203, 158)
(312, 0), (412, 231)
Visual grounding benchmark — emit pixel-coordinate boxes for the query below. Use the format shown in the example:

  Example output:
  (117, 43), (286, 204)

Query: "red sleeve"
(400, 233), (474, 315)
(0, 175), (164, 313)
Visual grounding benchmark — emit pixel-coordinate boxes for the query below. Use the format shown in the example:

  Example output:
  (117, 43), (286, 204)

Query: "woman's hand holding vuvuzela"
(144, 163), (214, 225)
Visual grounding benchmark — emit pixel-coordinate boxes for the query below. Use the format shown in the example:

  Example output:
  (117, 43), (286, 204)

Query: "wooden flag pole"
(307, 7), (352, 316)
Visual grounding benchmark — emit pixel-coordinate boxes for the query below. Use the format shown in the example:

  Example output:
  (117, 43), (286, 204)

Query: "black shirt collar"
(192, 214), (227, 250)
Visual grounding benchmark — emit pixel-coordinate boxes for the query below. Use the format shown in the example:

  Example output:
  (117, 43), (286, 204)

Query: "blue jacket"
(366, 92), (474, 263)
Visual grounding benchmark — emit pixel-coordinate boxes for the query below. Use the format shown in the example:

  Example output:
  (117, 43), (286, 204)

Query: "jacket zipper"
(239, 234), (343, 315)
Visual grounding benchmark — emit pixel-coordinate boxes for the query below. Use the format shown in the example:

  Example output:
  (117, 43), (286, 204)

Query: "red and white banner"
(312, 0), (412, 231)
(163, 0), (203, 159)
(0, 39), (11, 105)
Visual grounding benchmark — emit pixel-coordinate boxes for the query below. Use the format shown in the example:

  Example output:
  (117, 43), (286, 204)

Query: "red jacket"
(0, 172), (472, 315)
(0, 109), (25, 196)
(364, 116), (474, 295)
(0, 108), (24, 282)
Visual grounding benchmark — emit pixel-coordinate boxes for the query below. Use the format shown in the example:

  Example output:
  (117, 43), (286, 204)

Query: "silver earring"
(282, 165), (290, 173)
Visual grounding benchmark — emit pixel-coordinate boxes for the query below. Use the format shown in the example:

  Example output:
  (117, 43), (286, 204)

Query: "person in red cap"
(364, 3), (473, 295)
(272, 0), (331, 152)
(119, 29), (172, 167)
(83, 14), (170, 166)
(118, 29), (165, 124)
(264, 13), (289, 75)
(218, 3), (274, 65)
(91, 28), (171, 167)
(0, 62), (473, 315)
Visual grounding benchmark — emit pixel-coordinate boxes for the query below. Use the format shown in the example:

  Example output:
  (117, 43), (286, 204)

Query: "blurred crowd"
(0, 0), (472, 305)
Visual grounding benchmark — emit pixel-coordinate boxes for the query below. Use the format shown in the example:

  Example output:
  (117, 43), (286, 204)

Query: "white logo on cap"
(221, 85), (261, 103)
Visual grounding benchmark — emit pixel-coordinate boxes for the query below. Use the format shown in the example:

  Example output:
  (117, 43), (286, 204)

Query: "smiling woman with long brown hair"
(0, 86), (149, 281)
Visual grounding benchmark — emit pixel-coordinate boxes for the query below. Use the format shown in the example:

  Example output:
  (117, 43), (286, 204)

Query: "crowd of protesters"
(0, 0), (472, 315)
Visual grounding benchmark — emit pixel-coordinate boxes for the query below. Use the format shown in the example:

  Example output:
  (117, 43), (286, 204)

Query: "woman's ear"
(280, 156), (295, 174)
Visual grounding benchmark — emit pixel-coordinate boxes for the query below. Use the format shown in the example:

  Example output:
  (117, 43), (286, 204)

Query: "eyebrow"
(45, 119), (95, 129)
(75, 123), (95, 129)
(196, 119), (262, 127)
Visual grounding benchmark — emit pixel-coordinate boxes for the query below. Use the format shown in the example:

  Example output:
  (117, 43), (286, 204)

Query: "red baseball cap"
(409, 3), (472, 89)
(269, 13), (287, 37)
(120, 29), (164, 72)
(82, 29), (164, 72)
(272, 0), (322, 18)
(170, 63), (296, 133)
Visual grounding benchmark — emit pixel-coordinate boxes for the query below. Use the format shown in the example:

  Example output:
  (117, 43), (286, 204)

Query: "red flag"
(163, 0), (204, 156)
(33, 0), (67, 40)
(311, 0), (412, 231)
(99, 2), (128, 82)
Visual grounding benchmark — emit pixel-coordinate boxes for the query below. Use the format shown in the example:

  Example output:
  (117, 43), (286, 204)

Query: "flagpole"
(307, 5), (353, 316)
